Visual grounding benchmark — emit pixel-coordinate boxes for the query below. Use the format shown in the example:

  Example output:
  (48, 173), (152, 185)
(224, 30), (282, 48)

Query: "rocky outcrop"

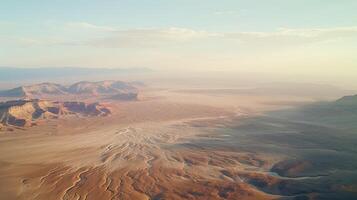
(0, 99), (111, 128)
(62, 102), (111, 116)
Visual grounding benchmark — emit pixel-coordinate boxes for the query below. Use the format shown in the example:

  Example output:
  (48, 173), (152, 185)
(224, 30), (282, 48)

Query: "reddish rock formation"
(0, 99), (111, 128)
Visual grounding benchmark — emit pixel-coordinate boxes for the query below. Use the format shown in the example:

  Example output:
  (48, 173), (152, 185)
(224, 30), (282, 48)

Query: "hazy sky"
(1, 0), (357, 85)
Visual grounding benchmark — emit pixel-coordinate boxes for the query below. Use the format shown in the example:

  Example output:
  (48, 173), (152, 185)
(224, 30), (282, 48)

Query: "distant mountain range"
(0, 80), (139, 100)
(0, 80), (140, 129)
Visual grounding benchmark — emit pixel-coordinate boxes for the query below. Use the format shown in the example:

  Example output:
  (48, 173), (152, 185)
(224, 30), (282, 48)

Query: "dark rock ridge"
(271, 93), (357, 130)
(0, 99), (111, 128)
(335, 94), (357, 107)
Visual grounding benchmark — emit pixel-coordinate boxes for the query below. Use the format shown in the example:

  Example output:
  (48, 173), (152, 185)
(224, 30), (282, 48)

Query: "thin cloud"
(213, 10), (238, 15)
(64, 22), (117, 32)
(236, 27), (357, 38)
(224, 27), (357, 45)
(84, 27), (221, 48)
(6, 22), (357, 49)
(84, 26), (357, 48)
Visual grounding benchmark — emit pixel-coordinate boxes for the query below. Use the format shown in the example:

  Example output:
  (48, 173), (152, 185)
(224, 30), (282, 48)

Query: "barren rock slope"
(0, 99), (111, 127)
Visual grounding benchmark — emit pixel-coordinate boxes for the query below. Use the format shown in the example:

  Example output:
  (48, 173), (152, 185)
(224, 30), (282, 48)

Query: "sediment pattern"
(0, 119), (278, 200)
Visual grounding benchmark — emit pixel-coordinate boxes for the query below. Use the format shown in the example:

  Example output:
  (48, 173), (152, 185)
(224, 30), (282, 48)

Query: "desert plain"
(0, 83), (356, 200)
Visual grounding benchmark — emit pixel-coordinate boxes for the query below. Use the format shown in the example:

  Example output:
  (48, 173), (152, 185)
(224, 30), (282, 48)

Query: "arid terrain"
(0, 81), (356, 200)
(2, 0), (357, 199)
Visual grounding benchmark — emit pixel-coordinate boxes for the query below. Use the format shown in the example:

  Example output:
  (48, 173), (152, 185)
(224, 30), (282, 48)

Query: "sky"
(0, 0), (357, 86)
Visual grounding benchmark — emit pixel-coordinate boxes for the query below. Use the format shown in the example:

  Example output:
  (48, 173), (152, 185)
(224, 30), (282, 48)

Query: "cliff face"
(0, 100), (111, 127)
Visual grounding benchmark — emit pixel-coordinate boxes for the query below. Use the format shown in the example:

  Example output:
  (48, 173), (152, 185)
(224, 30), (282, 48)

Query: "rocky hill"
(67, 80), (137, 95)
(0, 99), (111, 128)
(0, 83), (67, 98)
(0, 80), (138, 100)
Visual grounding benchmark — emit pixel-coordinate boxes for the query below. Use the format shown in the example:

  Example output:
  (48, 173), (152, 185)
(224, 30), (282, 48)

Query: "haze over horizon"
(1, 0), (357, 87)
